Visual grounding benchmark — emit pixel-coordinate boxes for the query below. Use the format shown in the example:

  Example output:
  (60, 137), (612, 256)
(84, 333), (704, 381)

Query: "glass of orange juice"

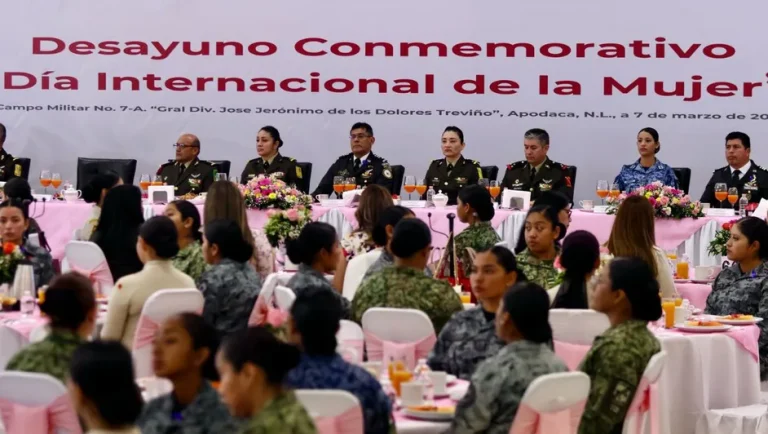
(727, 187), (739, 208)
(596, 180), (609, 204)
(460, 292), (471, 304)
(675, 297), (683, 307)
(489, 181), (501, 201)
(415, 179), (427, 198)
(139, 174), (151, 191)
(662, 298), (676, 328)
(332, 176), (345, 198)
(714, 183), (727, 208)
(344, 177), (356, 192)
(403, 175), (416, 200)
(676, 260), (689, 280)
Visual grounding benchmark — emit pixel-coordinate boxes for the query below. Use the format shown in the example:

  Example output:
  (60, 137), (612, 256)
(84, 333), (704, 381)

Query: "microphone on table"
(427, 212), (450, 240)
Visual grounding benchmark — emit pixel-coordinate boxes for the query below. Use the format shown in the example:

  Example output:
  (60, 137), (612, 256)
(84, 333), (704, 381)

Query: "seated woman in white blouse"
(80, 171), (122, 240)
(606, 196), (677, 298)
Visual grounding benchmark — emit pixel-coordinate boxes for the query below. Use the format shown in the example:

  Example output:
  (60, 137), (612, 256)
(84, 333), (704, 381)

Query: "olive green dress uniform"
(312, 153), (394, 196)
(240, 153), (303, 189)
(0, 149), (23, 182)
(500, 157), (573, 202)
(422, 156), (483, 205)
(156, 158), (217, 196)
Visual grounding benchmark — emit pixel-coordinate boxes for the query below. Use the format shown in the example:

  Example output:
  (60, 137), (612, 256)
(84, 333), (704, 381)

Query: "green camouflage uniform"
(6, 330), (82, 383)
(172, 241), (207, 282)
(239, 390), (316, 434)
(351, 266), (463, 333)
(286, 264), (351, 319)
(449, 340), (568, 434)
(454, 222), (501, 276)
(515, 249), (559, 289)
(578, 319), (661, 434)
(705, 262), (768, 379)
(139, 381), (239, 434)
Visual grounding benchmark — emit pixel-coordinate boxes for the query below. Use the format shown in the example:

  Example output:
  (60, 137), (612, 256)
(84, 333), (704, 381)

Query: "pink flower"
(658, 195), (670, 206)
(296, 204), (305, 211)
(648, 196), (656, 207)
(267, 209), (277, 217)
(286, 208), (299, 222)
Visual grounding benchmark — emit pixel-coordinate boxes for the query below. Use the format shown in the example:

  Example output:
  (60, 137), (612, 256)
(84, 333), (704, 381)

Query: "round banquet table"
(35, 201), (732, 267)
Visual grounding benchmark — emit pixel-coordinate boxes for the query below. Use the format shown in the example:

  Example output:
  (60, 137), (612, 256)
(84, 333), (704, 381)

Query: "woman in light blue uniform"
(614, 127), (678, 192)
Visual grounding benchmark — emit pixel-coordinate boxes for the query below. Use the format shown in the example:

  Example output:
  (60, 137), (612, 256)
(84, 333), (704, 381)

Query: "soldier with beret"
(499, 128), (573, 203)
(156, 133), (216, 197)
(240, 126), (303, 190)
(312, 122), (394, 197)
(422, 126), (483, 205)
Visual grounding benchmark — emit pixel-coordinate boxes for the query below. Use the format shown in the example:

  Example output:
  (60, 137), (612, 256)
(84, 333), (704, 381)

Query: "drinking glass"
(489, 180), (501, 200)
(151, 175), (163, 186)
(216, 173), (228, 182)
(609, 182), (620, 199)
(332, 176), (345, 198)
(139, 174), (151, 191)
(415, 178), (427, 198)
(39, 170), (51, 194)
(596, 180), (609, 204)
(345, 177), (356, 192)
(51, 173), (62, 191)
(714, 183), (727, 208)
(727, 187), (739, 208)
(230, 176), (240, 185)
(403, 175), (416, 200)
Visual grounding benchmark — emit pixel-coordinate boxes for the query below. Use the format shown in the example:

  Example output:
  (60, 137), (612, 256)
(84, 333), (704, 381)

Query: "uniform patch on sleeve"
(476, 167), (483, 179)
(598, 379), (634, 416)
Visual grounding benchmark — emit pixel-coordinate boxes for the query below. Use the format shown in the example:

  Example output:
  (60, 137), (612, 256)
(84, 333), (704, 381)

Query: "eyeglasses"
(173, 143), (199, 149)
(349, 134), (371, 140)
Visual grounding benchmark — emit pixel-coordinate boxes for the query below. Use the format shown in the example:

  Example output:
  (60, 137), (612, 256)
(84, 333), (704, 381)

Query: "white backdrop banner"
(1, 0), (767, 200)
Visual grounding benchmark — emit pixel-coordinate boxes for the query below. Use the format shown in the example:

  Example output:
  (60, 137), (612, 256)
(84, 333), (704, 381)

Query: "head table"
(34, 201), (732, 266)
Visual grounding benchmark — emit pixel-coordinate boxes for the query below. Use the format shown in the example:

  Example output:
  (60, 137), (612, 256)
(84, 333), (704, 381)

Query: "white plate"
(403, 409), (455, 421)
(716, 316), (763, 325)
(580, 208), (594, 213)
(401, 200), (427, 208)
(675, 324), (732, 333)
(673, 279), (690, 284)
(447, 374), (457, 384)
(691, 279), (715, 284)
(318, 199), (344, 208)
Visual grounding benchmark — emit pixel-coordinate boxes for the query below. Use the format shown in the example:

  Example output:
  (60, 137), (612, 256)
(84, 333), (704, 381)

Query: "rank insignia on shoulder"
(296, 166), (303, 179)
(14, 164), (21, 177)
(565, 176), (572, 187)
(383, 169), (392, 179)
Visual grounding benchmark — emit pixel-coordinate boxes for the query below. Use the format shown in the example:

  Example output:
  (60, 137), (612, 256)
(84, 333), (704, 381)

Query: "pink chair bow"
(248, 293), (289, 327)
(70, 262), (112, 296)
(509, 400), (586, 434)
(625, 378), (660, 434)
(553, 341), (591, 371)
(338, 339), (364, 363)
(0, 395), (82, 434)
(364, 331), (436, 371)
(133, 316), (161, 349)
(313, 406), (364, 434)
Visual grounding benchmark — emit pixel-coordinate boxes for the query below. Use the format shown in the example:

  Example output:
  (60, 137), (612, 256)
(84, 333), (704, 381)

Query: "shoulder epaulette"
(471, 160), (480, 166)
(159, 161), (174, 168)
(716, 166), (729, 173)
(506, 160), (526, 170)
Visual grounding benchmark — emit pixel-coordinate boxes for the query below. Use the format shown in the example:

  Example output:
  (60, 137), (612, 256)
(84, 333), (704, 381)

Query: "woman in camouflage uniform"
(515, 204), (563, 290)
(166, 200), (207, 281)
(579, 257), (662, 434)
(216, 327), (316, 434)
(449, 282), (567, 434)
(706, 216), (768, 379)
(429, 246), (525, 380)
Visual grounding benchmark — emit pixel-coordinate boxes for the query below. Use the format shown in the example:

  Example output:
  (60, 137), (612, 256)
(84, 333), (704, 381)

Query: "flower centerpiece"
(0, 242), (25, 283)
(263, 206), (313, 249)
(708, 219), (738, 257)
(239, 174), (312, 210)
(606, 181), (704, 219)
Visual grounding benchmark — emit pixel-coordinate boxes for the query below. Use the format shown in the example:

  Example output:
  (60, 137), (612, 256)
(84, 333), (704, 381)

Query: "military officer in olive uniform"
(701, 131), (768, 208)
(156, 133), (216, 197)
(422, 126), (483, 205)
(312, 122), (394, 196)
(240, 126), (303, 189)
(0, 122), (24, 182)
(500, 128), (573, 202)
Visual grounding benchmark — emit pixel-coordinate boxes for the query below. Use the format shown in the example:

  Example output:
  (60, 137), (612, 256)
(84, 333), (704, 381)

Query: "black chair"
(567, 165), (578, 191)
(673, 167), (692, 193)
(76, 158), (137, 190)
(15, 158), (30, 181)
(481, 165), (499, 181)
(391, 165), (405, 195)
(209, 160), (231, 178)
(296, 162), (312, 193)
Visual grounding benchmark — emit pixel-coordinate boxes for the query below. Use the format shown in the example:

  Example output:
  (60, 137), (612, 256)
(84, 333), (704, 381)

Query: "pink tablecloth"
(394, 380), (469, 434)
(0, 311), (47, 339)
(676, 283), (713, 310)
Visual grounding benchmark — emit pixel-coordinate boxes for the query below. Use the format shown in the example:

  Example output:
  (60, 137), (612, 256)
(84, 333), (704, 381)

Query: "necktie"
(446, 163), (454, 175)
(264, 161), (270, 170)
(732, 169), (741, 185)
(530, 167), (537, 182)
(178, 164), (185, 177)
(353, 158), (361, 172)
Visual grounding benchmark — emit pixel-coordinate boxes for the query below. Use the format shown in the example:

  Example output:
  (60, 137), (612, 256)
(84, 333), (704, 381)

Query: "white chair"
(508, 372), (590, 434)
(361, 308), (436, 369)
(623, 351), (668, 434)
(342, 249), (383, 300)
(0, 326), (27, 370)
(337, 320), (364, 363)
(274, 285), (296, 310)
(72, 228), (83, 242)
(260, 272), (300, 303)
(64, 241), (114, 297)
(131, 289), (204, 378)
(295, 390), (364, 434)
(0, 372), (81, 433)
(550, 309), (610, 346)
